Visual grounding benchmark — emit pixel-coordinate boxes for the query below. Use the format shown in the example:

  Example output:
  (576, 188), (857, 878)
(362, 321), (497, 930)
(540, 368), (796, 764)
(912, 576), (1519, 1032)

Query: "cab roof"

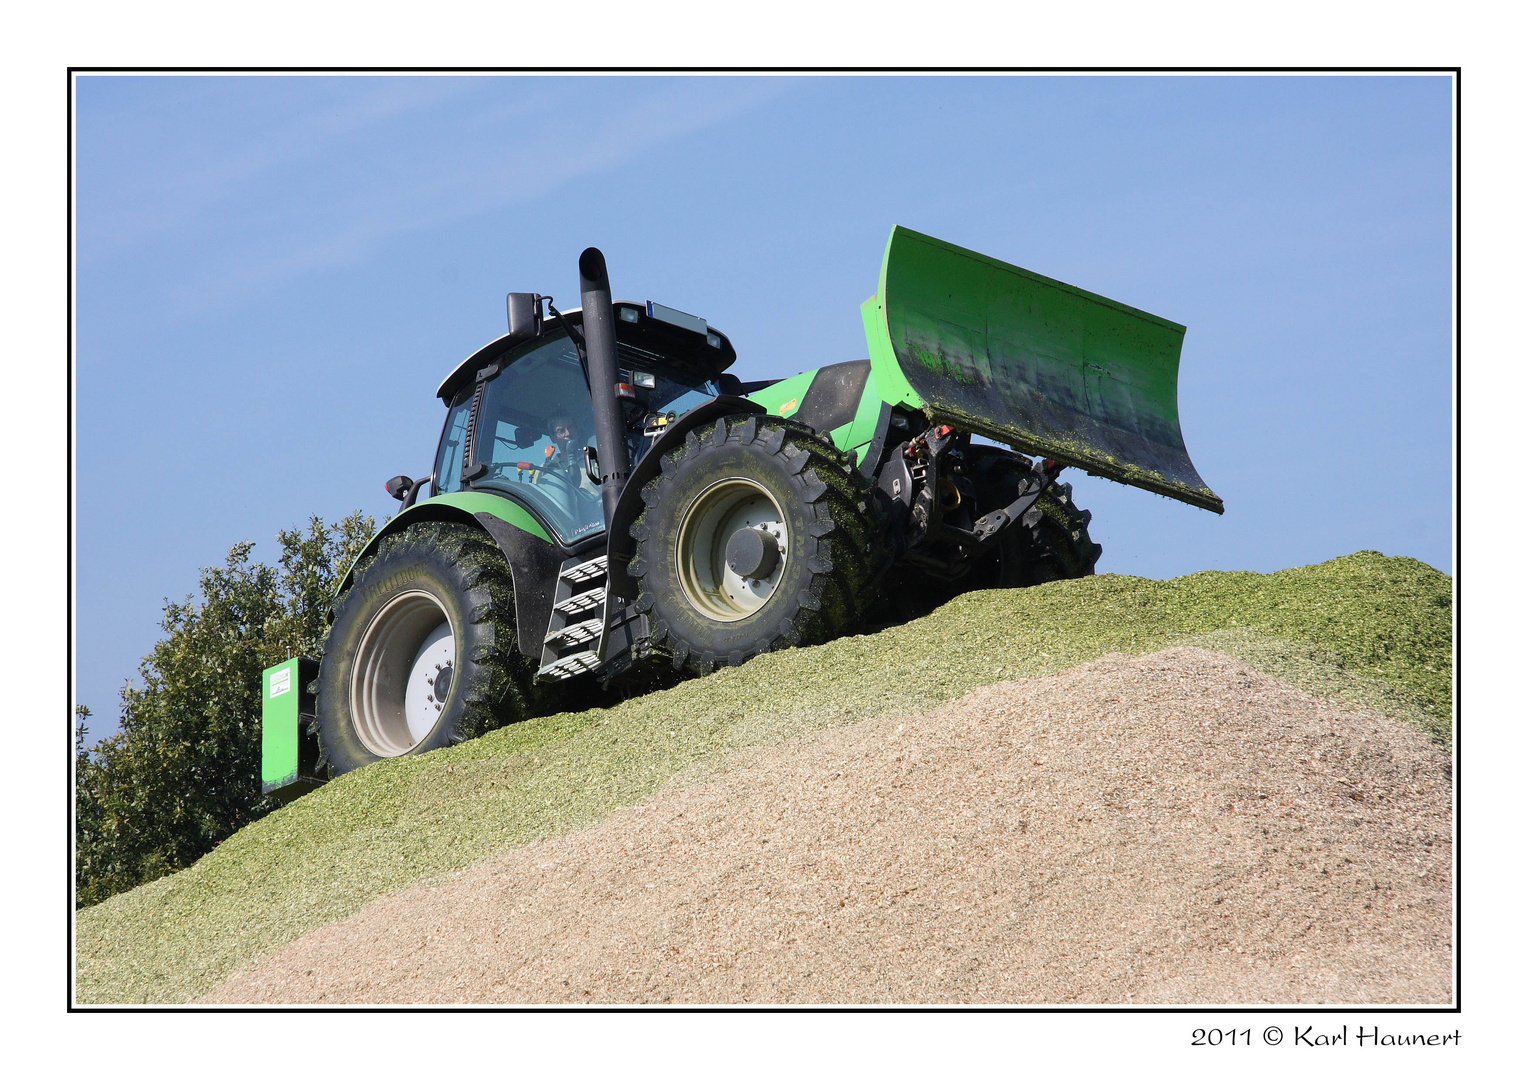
(436, 301), (737, 404)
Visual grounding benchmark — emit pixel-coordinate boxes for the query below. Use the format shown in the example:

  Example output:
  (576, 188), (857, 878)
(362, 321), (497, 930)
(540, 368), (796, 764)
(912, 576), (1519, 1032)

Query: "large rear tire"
(313, 521), (535, 777)
(629, 415), (877, 674)
(970, 448), (1102, 586)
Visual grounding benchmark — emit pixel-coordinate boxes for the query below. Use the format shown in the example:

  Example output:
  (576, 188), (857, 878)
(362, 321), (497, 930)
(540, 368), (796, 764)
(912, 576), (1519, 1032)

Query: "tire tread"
(311, 521), (534, 775)
(630, 415), (878, 674)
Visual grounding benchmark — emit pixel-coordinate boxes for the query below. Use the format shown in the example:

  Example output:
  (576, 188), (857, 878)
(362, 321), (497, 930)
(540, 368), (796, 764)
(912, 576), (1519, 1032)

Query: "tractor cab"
(430, 301), (738, 547)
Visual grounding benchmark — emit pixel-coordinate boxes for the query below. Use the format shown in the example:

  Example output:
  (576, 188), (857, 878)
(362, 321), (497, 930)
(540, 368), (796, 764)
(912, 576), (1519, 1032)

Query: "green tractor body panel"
(861, 225), (1222, 513)
(415, 490), (553, 542)
(837, 367), (889, 461)
(743, 361), (887, 467)
(745, 369), (815, 423)
(336, 490), (553, 593)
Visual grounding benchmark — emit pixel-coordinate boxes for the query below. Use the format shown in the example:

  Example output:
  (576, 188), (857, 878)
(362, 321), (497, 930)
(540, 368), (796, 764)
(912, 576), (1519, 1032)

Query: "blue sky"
(74, 74), (1453, 739)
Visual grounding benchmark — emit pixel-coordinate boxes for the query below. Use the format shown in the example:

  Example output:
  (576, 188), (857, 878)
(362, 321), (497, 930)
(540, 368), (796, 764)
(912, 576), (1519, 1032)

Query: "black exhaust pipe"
(578, 247), (630, 529)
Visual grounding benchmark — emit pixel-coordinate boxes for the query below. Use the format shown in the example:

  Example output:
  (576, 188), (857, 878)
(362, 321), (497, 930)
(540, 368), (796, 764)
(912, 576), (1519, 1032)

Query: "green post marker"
(261, 656), (323, 803)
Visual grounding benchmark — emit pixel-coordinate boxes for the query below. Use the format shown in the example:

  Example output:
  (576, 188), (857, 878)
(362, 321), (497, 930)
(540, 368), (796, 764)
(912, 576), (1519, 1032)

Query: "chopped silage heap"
(76, 552), (1452, 1004)
(200, 648), (1452, 1005)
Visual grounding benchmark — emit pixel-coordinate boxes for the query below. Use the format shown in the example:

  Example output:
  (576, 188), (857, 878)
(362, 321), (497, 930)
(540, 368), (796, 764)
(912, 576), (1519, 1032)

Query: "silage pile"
(201, 647), (1452, 1006)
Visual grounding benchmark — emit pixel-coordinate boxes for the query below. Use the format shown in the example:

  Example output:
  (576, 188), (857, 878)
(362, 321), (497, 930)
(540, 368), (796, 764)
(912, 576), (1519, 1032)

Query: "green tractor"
(261, 226), (1222, 798)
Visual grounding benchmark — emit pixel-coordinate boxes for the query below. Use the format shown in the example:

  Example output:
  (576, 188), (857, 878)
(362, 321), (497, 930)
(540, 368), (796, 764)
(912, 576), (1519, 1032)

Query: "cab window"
(431, 388), (473, 496)
(472, 333), (605, 544)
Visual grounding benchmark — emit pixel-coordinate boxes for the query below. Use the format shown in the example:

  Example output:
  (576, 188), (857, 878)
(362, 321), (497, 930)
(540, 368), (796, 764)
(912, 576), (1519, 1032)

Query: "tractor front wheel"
(313, 521), (534, 777)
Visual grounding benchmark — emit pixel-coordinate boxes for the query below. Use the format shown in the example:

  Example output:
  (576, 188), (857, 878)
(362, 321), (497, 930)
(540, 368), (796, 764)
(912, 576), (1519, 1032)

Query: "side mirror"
(506, 292), (543, 343)
(384, 475), (413, 501)
(386, 474), (432, 509)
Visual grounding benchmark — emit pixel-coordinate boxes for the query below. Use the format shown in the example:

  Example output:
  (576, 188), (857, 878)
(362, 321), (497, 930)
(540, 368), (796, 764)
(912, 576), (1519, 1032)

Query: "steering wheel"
(488, 459), (580, 498)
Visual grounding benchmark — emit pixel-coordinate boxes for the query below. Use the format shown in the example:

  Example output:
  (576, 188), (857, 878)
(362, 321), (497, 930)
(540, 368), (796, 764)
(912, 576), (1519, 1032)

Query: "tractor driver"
(541, 413), (600, 498)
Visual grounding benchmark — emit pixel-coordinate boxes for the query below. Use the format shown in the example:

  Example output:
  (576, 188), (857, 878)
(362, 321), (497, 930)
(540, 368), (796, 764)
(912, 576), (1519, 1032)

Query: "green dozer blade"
(862, 226), (1223, 514)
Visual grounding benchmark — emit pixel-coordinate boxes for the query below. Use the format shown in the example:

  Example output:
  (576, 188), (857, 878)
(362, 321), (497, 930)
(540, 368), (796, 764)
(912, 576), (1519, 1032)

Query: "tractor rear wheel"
(970, 448), (1103, 586)
(629, 415), (877, 674)
(313, 521), (534, 776)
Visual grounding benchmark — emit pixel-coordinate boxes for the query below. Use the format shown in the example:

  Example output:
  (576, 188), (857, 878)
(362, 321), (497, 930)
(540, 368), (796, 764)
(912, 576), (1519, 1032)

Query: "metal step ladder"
(537, 554), (608, 681)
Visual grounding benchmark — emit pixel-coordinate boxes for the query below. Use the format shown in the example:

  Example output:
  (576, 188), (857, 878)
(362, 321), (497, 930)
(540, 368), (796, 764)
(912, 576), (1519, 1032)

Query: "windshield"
(470, 334), (606, 545)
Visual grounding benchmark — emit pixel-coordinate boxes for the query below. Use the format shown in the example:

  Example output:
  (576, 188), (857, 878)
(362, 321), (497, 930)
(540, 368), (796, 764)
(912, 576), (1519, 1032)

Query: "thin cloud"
(105, 78), (797, 319)
(78, 77), (487, 258)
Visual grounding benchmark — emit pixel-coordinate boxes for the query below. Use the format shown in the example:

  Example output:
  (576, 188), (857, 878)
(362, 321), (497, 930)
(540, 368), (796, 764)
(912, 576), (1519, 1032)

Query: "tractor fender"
(606, 394), (766, 601)
(334, 491), (566, 660)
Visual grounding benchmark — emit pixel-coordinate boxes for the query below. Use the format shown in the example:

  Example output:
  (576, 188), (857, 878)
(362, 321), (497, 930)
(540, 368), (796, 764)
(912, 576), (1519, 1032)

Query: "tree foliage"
(75, 513), (374, 908)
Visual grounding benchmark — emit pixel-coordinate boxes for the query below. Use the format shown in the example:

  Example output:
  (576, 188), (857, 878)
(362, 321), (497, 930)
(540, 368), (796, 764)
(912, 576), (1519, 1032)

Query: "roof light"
(618, 305), (640, 323)
(633, 371), (657, 389)
(706, 331), (721, 349)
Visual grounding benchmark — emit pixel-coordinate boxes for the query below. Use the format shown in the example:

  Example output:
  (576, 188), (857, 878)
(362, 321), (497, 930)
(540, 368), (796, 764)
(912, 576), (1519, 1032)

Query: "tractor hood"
(862, 226), (1223, 514)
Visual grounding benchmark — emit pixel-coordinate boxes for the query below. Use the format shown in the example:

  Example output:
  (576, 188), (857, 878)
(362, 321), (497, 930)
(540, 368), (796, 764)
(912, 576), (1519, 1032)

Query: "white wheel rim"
(675, 477), (788, 622)
(350, 590), (456, 757)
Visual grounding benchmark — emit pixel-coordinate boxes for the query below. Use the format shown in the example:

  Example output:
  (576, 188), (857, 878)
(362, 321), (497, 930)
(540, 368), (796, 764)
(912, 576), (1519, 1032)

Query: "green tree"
(74, 705), (107, 897)
(274, 511), (377, 658)
(75, 513), (374, 908)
